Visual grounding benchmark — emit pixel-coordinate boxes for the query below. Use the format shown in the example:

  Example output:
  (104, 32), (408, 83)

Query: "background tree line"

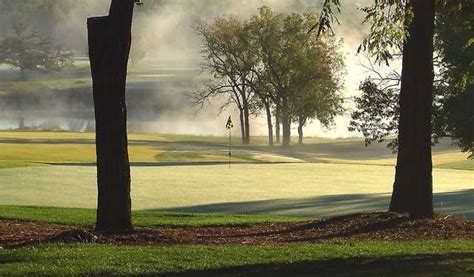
(192, 6), (345, 147)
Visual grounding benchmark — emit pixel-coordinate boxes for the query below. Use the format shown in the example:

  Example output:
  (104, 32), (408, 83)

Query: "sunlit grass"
(0, 164), (471, 215)
(0, 131), (471, 218)
(0, 131), (471, 169)
(314, 151), (473, 170)
(0, 205), (304, 228)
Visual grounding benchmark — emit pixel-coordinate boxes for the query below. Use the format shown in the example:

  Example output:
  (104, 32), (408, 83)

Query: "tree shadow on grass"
(157, 190), (474, 220)
(1, 252), (472, 276)
(150, 252), (474, 277)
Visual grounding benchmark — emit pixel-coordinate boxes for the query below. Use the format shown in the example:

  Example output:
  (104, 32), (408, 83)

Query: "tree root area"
(1, 212), (473, 248)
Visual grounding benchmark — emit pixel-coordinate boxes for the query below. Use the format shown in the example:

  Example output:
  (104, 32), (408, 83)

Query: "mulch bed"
(1, 212), (473, 248)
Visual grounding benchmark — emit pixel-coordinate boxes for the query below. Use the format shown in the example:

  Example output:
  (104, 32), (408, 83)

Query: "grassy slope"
(0, 241), (473, 275)
(0, 205), (304, 228)
(0, 131), (472, 218)
(0, 164), (472, 218)
(0, 206), (472, 275)
(0, 130), (472, 275)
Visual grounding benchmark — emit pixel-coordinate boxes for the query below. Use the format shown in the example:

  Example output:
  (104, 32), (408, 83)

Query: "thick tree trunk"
(297, 116), (305, 145)
(264, 101), (274, 147)
(239, 110), (245, 144)
(88, 0), (135, 231)
(275, 103), (281, 144)
(389, 0), (435, 219)
(281, 97), (291, 148)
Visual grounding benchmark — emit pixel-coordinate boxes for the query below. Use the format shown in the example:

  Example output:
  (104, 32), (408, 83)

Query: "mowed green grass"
(0, 131), (473, 276)
(0, 131), (301, 169)
(0, 131), (472, 218)
(0, 130), (471, 169)
(0, 205), (473, 276)
(0, 206), (472, 276)
(0, 164), (472, 218)
(1, 241), (473, 276)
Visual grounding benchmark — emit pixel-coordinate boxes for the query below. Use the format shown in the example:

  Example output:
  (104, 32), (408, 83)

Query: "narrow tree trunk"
(297, 116), (305, 145)
(281, 97), (291, 148)
(88, 0), (135, 231)
(389, 0), (435, 219)
(264, 101), (274, 147)
(243, 100), (251, 144)
(275, 103), (281, 144)
(239, 110), (245, 144)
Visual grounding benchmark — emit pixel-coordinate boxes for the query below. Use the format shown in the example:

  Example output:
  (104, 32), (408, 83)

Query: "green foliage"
(310, 0), (341, 37)
(349, 78), (399, 151)
(436, 0), (473, 92)
(435, 0), (474, 158)
(358, 0), (409, 65)
(0, 24), (73, 72)
(248, 6), (345, 131)
(442, 86), (474, 158)
(350, 1), (473, 158)
(193, 15), (256, 111)
(194, 6), (345, 145)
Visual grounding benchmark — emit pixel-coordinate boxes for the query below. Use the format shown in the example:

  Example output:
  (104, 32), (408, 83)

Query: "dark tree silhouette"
(88, 0), (138, 231)
(389, 0), (435, 218)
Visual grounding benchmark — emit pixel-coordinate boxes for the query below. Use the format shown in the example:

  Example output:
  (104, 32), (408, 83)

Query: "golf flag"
(226, 116), (234, 130)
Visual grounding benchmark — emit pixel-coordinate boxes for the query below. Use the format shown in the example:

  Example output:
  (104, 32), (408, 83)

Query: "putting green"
(0, 163), (472, 218)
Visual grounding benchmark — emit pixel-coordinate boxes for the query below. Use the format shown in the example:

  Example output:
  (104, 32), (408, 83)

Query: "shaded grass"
(0, 241), (473, 276)
(0, 205), (305, 228)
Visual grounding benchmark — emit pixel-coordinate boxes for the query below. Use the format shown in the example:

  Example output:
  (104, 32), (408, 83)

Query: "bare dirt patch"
(1, 212), (473, 248)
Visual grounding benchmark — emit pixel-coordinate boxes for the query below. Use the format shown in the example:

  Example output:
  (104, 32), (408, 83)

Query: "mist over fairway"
(0, 1), (372, 137)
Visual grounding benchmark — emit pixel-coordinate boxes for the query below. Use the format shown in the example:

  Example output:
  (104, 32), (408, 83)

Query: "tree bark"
(264, 101), (274, 147)
(297, 116), (305, 145)
(275, 102), (281, 144)
(88, 0), (135, 231)
(389, 0), (435, 219)
(239, 109), (245, 144)
(281, 97), (291, 148)
(243, 97), (251, 144)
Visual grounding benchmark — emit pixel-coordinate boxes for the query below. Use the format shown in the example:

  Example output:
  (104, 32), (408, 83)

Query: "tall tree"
(291, 37), (344, 144)
(320, 0), (442, 218)
(250, 6), (344, 147)
(193, 17), (256, 144)
(357, 0), (435, 217)
(88, 0), (138, 231)
(390, 0), (435, 218)
(349, 0), (473, 158)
